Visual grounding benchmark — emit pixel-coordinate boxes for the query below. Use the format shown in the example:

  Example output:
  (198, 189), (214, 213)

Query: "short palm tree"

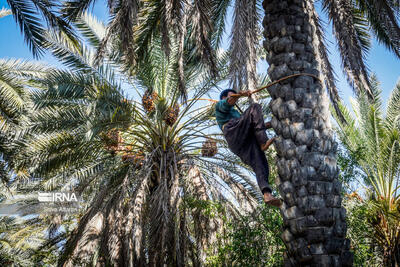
(333, 76), (400, 266)
(60, 1), (400, 265)
(9, 13), (268, 266)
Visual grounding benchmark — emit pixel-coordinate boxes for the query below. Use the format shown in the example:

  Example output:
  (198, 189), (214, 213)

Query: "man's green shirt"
(215, 99), (241, 129)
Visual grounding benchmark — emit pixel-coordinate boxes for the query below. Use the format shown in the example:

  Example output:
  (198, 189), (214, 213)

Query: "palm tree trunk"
(262, 0), (353, 265)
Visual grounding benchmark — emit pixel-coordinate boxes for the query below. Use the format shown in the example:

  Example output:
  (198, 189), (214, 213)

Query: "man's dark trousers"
(222, 103), (272, 193)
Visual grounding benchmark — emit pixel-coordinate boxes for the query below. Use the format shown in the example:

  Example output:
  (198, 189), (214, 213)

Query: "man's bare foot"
(263, 192), (282, 207)
(265, 121), (272, 129)
(261, 137), (275, 151)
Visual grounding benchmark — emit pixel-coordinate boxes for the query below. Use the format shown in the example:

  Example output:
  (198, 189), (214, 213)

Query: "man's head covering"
(219, 89), (237, 100)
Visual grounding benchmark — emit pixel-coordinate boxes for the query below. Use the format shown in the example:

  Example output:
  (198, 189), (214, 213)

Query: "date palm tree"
(261, 1), (398, 263)
(8, 13), (268, 266)
(333, 76), (400, 266)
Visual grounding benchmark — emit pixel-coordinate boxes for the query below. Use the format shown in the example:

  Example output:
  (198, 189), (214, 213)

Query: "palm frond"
(323, 0), (372, 97)
(191, 0), (218, 77)
(333, 75), (400, 207)
(130, 0), (162, 68)
(7, 0), (78, 58)
(42, 30), (92, 72)
(310, 4), (345, 123)
(0, 67), (25, 120)
(30, 0), (79, 45)
(210, 0), (230, 49)
(386, 79), (400, 126)
(75, 12), (106, 49)
(229, 0), (259, 92)
(6, 0), (46, 57)
(0, 59), (50, 79)
(61, 0), (96, 21)
(356, 0), (400, 58)
(96, 0), (139, 66)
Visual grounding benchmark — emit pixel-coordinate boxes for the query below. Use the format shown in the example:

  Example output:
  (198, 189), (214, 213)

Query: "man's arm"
(226, 90), (251, 105)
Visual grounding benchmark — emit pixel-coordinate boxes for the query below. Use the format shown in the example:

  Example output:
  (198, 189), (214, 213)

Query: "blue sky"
(1, 1), (399, 110)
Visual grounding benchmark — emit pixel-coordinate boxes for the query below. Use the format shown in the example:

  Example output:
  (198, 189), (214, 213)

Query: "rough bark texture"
(262, 0), (353, 266)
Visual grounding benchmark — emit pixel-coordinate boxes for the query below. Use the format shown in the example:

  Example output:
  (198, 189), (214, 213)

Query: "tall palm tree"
(262, 1), (398, 265)
(60, 1), (400, 264)
(9, 13), (269, 266)
(333, 76), (400, 266)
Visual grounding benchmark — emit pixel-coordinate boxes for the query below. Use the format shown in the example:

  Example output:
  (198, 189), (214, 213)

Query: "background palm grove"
(0, 0), (399, 266)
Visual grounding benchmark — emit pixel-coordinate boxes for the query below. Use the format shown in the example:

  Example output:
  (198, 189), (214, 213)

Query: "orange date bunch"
(164, 104), (180, 126)
(142, 90), (158, 113)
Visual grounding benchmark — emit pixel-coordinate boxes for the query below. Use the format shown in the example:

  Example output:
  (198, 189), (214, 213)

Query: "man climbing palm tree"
(216, 89), (281, 207)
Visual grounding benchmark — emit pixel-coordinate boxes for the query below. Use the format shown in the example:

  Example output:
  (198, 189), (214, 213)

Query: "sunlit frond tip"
(0, 8), (12, 18)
